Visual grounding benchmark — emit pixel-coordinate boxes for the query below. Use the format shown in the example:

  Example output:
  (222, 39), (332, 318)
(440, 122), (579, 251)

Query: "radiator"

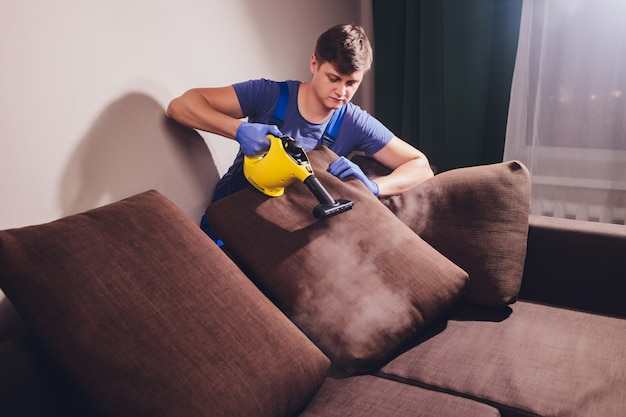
(530, 174), (626, 225)
(531, 198), (626, 225)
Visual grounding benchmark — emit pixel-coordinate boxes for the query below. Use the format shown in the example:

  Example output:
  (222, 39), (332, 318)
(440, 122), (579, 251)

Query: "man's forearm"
(374, 158), (433, 197)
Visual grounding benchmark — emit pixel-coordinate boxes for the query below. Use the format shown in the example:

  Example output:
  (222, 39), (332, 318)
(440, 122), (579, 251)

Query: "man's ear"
(309, 54), (318, 73)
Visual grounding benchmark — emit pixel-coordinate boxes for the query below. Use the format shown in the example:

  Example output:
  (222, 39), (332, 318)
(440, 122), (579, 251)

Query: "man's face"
(310, 55), (364, 111)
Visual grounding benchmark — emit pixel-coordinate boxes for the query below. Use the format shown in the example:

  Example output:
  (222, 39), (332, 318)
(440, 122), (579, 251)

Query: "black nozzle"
(304, 175), (353, 218)
(312, 199), (354, 219)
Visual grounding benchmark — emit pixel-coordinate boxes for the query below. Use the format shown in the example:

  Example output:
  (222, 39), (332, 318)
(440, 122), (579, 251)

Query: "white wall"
(0, 0), (376, 337)
(0, 0), (371, 231)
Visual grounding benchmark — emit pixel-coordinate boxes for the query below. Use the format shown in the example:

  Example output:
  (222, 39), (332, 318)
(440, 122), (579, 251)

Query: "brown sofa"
(1, 147), (625, 417)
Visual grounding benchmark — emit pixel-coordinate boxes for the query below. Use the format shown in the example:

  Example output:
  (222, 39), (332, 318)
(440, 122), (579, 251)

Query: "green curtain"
(372, 0), (523, 172)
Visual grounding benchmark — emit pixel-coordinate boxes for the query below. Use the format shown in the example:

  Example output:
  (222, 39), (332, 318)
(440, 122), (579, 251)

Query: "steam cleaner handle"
(304, 175), (336, 205)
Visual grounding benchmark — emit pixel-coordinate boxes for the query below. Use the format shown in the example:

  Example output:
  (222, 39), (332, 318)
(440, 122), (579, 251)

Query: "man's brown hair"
(314, 24), (373, 74)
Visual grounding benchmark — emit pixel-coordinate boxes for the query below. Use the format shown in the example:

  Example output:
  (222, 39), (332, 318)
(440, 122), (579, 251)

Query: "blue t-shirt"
(215, 79), (393, 195)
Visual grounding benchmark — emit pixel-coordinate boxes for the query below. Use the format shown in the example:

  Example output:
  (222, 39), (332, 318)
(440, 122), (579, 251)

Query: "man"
(167, 24), (433, 204)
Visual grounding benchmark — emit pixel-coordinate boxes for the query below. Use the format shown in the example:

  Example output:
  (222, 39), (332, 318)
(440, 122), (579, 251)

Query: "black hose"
(304, 175), (336, 205)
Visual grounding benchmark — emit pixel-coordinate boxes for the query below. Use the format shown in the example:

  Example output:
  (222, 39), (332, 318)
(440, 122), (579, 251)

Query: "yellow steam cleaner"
(243, 135), (353, 218)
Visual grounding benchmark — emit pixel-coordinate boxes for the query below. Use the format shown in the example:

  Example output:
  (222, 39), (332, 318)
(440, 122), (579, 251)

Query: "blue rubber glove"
(329, 156), (379, 196)
(235, 122), (282, 156)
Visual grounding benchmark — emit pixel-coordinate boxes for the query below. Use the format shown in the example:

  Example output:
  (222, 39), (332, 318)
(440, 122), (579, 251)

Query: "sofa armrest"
(520, 214), (626, 317)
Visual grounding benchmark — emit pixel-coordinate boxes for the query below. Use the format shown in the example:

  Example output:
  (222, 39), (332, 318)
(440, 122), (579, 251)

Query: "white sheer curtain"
(504, 0), (626, 224)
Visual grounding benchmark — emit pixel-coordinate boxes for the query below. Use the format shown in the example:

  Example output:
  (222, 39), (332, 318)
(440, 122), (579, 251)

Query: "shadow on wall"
(59, 92), (219, 223)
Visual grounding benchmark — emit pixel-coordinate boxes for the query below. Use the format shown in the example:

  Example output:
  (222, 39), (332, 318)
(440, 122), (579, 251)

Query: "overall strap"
(320, 104), (347, 148)
(270, 81), (346, 149)
(269, 81), (289, 127)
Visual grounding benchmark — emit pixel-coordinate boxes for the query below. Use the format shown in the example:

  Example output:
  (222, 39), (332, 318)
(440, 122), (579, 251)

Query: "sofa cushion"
(205, 146), (469, 374)
(0, 190), (330, 417)
(378, 301), (626, 417)
(353, 156), (531, 307)
(0, 335), (97, 417)
(299, 375), (501, 417)
(0, 293), (26, 343)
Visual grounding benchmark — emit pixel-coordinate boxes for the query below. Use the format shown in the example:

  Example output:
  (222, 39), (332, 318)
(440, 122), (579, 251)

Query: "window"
(505, 0), (626, 223)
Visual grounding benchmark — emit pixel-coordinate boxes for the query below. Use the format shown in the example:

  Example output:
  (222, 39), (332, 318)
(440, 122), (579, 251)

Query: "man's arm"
(371, 136), (434, 197)
(166, 86), (244, 139)
(166, 86), (281, 156)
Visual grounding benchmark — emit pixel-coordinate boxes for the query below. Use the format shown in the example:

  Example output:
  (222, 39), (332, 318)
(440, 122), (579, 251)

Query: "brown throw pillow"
(0, 190), (329, 417)
(352, 155), (531, 307)
(205, 146), (469, 374)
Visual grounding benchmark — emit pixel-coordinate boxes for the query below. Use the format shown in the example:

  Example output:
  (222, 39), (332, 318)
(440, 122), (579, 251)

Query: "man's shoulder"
(233, 78), (276, 93)
(233, 79), (285, 120)
(234, 78), (301, 101)
(343, 102), (376, 124)
(235, 78), (300, 88)
(339, 102), (393, 147)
